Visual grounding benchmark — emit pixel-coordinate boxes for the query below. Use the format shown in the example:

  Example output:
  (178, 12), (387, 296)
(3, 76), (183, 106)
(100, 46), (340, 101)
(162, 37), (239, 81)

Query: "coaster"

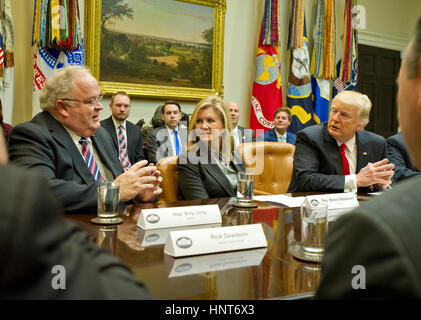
(232, 201), (258, 208)
(90, 217), (124, 225)
(289, 242), (323, 263)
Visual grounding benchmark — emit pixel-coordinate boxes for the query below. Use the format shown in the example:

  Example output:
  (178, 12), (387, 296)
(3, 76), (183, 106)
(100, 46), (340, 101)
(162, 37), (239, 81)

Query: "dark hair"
(273, 107), (291, 120)
(407, 16), (421, 78)
(163, 100), (181, 113)
(110, 91), (130, 105)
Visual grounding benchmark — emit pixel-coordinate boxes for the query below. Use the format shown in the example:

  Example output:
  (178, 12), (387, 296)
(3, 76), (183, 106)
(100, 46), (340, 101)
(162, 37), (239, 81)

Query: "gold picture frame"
(84, 0), (226, 100)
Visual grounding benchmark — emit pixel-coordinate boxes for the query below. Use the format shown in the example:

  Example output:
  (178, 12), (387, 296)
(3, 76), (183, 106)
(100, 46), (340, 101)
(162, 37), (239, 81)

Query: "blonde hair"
(188, 96), (234, 161)
(332, 91), (372, 127)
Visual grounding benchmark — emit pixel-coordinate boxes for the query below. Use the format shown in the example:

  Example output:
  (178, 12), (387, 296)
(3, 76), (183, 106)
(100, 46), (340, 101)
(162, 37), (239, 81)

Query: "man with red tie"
(8, 66), (162, 212)
(288, 90), (394, 193)
(101, 91), (145, 169)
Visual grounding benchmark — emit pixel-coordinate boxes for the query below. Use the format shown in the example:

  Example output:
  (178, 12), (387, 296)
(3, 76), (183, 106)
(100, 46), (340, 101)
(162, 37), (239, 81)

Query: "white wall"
(11, 0), (420, 127)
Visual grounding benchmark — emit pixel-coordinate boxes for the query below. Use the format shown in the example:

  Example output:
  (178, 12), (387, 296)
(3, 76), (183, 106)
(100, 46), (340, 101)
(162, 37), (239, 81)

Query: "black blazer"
(146, 125), (188, 164)
(178, 146), (245, 200)
(100, 116), (144, 165)
(0, 164), (151, 299)
(8, 111), (124, 212)
(387, 132), (420, 183)
(316, 176), (421, 299)
(288, 123), (388, 193)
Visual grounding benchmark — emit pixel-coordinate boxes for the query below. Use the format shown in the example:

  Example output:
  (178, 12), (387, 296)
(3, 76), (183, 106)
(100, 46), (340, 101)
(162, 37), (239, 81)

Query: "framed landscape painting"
(85, 0), (226, 100)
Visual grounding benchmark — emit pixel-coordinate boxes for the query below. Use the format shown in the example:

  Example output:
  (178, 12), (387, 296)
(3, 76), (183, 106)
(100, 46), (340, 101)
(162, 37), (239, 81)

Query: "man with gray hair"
(8, 66), (162, 212)
(288, 90), (394, 193)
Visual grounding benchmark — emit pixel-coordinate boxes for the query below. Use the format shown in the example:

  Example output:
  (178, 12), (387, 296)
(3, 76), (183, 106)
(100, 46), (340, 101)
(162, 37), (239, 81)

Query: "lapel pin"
(363, 152), (367, 156)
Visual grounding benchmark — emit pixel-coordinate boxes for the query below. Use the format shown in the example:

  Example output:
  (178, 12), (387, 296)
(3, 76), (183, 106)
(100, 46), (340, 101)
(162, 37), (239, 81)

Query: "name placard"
(138, 223), (221, 247)
(305, 192), (359, 210)
(164, 224), (268, 257)
(165, 248), (267, 277)
(137, 204), (221, 230)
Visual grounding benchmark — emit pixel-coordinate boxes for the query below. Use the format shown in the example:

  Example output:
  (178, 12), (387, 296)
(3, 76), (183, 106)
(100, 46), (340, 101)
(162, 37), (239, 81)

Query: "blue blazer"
(257, 128), (296, 145)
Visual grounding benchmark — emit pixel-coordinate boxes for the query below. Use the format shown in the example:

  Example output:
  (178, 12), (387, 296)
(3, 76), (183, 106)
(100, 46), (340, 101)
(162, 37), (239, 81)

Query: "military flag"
(332, 0), (358, 98)
(310, 0), (335, 124)
(32, 0), (84, 116)
(286, 0), (315, 134)
(0, 0), (14, 124)
(250, 0), (283, 137)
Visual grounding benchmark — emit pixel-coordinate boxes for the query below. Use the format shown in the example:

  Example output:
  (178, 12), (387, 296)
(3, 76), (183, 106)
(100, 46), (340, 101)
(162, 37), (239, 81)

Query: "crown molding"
(358, 30), (409, 54)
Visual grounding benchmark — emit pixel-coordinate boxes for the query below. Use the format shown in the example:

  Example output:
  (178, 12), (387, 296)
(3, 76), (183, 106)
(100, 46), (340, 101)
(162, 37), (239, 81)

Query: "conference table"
(67, 194), (371, 300)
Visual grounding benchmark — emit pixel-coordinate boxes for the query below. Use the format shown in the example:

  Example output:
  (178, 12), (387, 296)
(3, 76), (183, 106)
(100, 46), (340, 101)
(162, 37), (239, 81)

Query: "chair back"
(156, 155), (180, 202)
(237, 141), (295, 194)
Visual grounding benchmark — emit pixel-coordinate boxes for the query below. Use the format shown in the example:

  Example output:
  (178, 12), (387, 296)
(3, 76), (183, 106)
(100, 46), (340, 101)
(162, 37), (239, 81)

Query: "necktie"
(118, 125), (131, 169)
(173, 129), (182, 155)
(79, 138), (102, 181)
(340, 144), (350, 175)
(279, 135), (286, 143)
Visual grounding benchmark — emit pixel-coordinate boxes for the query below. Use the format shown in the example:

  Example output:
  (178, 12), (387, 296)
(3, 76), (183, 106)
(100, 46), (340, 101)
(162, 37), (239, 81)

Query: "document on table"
(254, 194), (305, 207)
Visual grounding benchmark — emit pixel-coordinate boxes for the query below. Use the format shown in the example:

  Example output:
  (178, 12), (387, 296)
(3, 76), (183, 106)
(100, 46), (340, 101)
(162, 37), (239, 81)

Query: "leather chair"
(156, 155), (180, 202)
(237, 141), (295, 195)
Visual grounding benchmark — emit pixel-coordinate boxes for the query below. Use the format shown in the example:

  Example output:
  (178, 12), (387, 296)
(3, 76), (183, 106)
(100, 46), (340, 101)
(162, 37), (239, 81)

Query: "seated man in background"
(0, 129), (151, 299)
(8, 66), (162, 213)
(288, 90), (394, 193)
(257, 107), (296, 145)
(146, 100), (187, 164)
(101, 91), (145, 168)
(316, 17), (421, 298)
(387, 132), (420, 183)
(226, 101), (255, 148)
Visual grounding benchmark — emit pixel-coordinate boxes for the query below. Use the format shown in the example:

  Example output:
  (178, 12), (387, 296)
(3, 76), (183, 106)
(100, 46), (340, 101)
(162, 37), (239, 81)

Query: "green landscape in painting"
(100, 0), (213, 89)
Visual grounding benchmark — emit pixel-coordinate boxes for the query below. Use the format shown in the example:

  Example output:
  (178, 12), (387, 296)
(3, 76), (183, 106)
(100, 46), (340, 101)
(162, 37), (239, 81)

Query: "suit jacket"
(146, 125), (188, 164)
(178, 146), (245, 200)
(0, 164), (151, 299)
(387, 132), (420, 183)
(8, 111), (124, 212)
(100, 116), (144, 165)
(316, 176), (421, 299)
(288, 123), (388, 193)
(257, 128), (297, 145)
(237, 125), (256, 144)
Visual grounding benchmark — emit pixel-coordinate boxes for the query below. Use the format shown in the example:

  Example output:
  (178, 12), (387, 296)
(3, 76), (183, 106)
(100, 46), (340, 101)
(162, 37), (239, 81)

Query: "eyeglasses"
(60, 94), (103, 108)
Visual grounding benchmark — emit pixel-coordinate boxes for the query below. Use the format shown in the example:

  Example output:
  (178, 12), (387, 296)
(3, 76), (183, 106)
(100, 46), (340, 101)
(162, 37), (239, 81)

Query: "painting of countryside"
(100, 0), (214, 89)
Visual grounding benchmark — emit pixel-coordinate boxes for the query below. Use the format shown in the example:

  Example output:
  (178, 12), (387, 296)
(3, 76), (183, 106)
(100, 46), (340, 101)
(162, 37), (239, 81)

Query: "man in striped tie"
(8, 66), (162, 212)
(101, 92), (145, 169)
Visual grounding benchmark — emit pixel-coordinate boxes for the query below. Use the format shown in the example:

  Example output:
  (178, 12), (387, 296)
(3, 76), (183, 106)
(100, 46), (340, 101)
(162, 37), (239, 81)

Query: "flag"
(286, 0), (315, 134)
(250, 0), (283, 137)
(332, 0), (358, 98)
(310, 0), (335, 124)
(32, 0), (85, 117)
(0, 0), (14, 124)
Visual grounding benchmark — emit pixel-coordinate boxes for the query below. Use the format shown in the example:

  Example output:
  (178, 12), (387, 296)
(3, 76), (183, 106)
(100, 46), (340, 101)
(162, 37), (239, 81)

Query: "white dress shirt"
(335, 135), (358, 193)
(166, 125), (181, 155)
(275, 130), (287, 143)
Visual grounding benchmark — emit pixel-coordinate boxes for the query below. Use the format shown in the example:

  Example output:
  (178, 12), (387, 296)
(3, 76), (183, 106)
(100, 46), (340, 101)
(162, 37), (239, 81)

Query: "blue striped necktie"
(79, 138), (102, 182)
(118, 125), (131, 168)
(173, 129), (182, 155)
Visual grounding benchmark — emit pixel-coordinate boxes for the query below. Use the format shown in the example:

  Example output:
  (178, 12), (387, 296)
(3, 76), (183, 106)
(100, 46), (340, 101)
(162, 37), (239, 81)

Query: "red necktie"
(340, 144), (350, 175)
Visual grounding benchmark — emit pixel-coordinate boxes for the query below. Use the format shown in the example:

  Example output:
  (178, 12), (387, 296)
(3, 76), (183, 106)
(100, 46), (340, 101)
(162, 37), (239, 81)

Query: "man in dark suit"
(316, 17), (421, 298)
(146, 100), (187, 164)
(101, 91), (144, 168)
(8, 66), (162, 213)
(387, 132), (420, 183)
(257, 108), (296, 145)
(0, 129), (151, 299)
(227, 101), (256, 147)
(288, 90), (394, 193)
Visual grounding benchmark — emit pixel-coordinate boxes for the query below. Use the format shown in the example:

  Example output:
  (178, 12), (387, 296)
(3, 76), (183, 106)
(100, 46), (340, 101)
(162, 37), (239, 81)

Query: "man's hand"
(356, 158), (395, 189)
(114, 160), (162, 202)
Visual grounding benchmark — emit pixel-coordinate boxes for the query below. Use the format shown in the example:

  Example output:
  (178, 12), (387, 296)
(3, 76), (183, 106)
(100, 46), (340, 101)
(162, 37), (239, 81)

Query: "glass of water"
(97, 181), (120, 222)
(236, 171), (255, 207)
(301, 202), (328, 254)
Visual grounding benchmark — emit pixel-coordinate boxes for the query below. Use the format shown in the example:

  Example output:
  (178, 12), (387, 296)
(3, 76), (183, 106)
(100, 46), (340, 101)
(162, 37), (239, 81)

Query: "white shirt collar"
(112, 117), (126, 130)
(336, 135), (356, 152)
